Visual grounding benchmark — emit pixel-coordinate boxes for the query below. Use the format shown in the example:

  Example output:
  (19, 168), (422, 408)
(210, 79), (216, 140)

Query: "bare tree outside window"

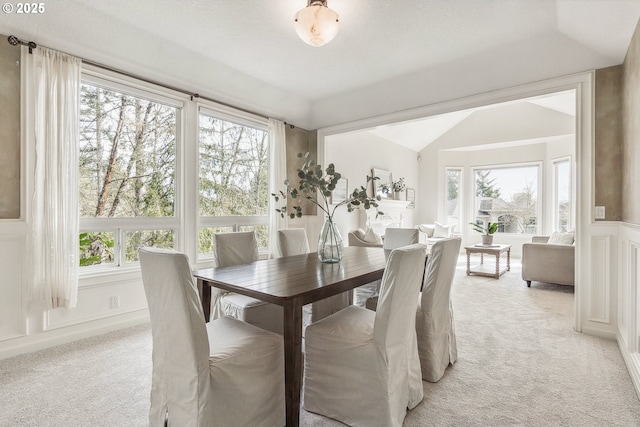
(198, 114), (269, 253)
(78, 83), (178, 266)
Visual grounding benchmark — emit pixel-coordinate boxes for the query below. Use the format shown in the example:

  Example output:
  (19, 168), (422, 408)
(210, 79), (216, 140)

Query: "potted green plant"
(469, 221), (498, 245)
(273, 153), (382, 263)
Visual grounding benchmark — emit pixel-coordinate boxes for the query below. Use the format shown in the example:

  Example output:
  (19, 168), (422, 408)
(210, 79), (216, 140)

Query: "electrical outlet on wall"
(595, 206), (605, 220)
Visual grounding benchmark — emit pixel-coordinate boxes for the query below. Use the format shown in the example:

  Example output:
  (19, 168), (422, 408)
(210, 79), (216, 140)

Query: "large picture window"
(78, 77), (181, 268)
(198, 109), (269, 258)
(473, 164), (540, 234)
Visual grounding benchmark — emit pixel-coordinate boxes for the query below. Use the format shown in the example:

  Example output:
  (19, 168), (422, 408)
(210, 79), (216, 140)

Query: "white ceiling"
(0, 1), (639, 130)
(364, 90), (576, 152)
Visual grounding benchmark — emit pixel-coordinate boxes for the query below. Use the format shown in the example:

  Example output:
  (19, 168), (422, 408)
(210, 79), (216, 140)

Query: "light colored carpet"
(1, 258), (639, 426)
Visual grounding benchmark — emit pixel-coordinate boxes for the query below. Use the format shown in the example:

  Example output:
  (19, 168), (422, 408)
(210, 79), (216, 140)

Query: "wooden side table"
(465, 244), (511, 279)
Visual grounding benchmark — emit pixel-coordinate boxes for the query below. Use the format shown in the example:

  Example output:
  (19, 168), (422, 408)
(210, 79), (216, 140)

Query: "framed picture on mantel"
(406, 188), (415, 208)
(372, 168), (392, 199)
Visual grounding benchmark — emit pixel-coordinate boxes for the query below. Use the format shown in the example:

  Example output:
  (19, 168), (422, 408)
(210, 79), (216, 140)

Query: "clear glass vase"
(318, 216), (344, 263)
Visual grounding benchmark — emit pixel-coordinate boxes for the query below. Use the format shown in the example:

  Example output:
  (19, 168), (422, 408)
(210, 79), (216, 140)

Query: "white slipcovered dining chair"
(138, 247), (285, 427)
(304, 244), (427, 427)
(276, 228), (310, 257)
(356, 227), (420, 309)
(383, 227), (420, 257)
(416, 237), (462, 382)
(277, 229), (349, 326)
(213, 231), (283, 334)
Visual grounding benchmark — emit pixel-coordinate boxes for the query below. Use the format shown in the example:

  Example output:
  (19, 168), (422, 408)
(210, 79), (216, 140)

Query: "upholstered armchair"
(348, 228), (383, 248)
(521, 234), (575, 287)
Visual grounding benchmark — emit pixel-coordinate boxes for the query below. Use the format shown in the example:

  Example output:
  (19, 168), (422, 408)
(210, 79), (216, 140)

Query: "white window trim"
(444, 166), (464, 234)
(79, 67), (189, 278)
(196, 100), (271, 263)
(552, 156), (573, 232)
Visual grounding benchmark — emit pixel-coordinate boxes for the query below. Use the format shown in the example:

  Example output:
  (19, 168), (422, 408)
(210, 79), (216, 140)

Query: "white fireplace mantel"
(360, 199), (412, 236)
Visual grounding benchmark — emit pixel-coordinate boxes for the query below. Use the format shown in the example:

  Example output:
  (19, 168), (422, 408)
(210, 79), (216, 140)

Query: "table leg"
(198, 279), (211, 322)
(495, 253), (500, 279)
(283, 298), (303, 427)
(466, 251), (471, 276)
(507, 248), (511, 271)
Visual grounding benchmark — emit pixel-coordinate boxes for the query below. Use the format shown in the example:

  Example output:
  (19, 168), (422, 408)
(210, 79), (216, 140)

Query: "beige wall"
(594, 66), (623, 221)
(284, 125), (316, 215)
(0, 35), (20, 219)
(623, 19), (640, 224)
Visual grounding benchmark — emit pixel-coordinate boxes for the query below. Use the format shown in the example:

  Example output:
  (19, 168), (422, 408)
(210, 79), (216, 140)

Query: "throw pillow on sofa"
(433, 221), (452, 238)
(548, 231), (575, 245)
(363, 228), (383, 245)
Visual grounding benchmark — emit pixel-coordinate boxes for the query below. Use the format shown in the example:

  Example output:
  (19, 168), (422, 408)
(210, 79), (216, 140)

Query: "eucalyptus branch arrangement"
(272, 152), (383, 220)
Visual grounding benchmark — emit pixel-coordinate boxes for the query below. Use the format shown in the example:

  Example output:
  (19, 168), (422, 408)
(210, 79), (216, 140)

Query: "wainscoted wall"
(617, 19), (640, 397)
(616, 223), (640, 395)
(585, 224), (617, 328)
(623, 19), (640, 224)
(0, 225), (25, 341)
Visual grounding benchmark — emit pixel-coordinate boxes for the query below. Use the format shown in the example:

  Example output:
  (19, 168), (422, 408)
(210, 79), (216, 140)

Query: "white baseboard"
(580, 326), (616, 341)
(0, 309), (149, 360)
(618, 332), (640, 400)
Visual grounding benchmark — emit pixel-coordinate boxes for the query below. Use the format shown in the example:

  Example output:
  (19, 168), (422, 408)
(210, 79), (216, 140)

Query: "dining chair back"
(212, 231), (283, 334)
(383, 227), (420, 257)
(416, 237), (462, 382)
(361, 227), (420, 310)
(304, 244), (427, 427)
(138, 247), (285, 427)
(213, 230), (258, 267)
(277, 228), (310, 257)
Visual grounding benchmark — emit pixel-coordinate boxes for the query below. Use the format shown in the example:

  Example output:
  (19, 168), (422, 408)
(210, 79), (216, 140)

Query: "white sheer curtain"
(268, 118), (287, 257)
(28, 47), (81, 310)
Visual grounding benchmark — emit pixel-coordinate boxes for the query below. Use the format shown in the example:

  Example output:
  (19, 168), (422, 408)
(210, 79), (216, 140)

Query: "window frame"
(444, 167), (463, 234)
(79, 66), (188, 275)
(196, 104), (270, 262)
(552, 156), (572, 232)
(471, 161), (542, 235)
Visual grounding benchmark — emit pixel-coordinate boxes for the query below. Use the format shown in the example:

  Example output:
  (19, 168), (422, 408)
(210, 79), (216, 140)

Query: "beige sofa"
(416, 223), (455, 245)
(521, 235), (575, 287)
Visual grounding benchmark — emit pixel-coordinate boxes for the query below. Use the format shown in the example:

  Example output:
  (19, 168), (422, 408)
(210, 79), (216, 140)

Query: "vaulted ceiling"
(0, 1), (638, 130)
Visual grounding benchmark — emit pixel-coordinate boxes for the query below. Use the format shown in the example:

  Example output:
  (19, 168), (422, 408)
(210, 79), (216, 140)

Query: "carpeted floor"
(1, 258), (639, 426)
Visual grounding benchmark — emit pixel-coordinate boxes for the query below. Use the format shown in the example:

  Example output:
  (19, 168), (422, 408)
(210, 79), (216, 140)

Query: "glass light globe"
(294, 2), (339, 47)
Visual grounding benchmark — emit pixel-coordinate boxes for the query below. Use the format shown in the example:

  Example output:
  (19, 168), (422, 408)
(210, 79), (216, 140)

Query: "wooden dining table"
(193, 246), (387, 427)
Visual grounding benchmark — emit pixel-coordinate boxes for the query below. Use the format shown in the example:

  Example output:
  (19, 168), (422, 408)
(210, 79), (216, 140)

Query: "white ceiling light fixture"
(294, 0), (340, 47)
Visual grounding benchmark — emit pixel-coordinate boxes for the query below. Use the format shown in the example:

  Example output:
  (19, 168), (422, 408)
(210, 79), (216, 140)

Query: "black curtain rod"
(6, 34), (277, 123)
(7, 35), (36, 53)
